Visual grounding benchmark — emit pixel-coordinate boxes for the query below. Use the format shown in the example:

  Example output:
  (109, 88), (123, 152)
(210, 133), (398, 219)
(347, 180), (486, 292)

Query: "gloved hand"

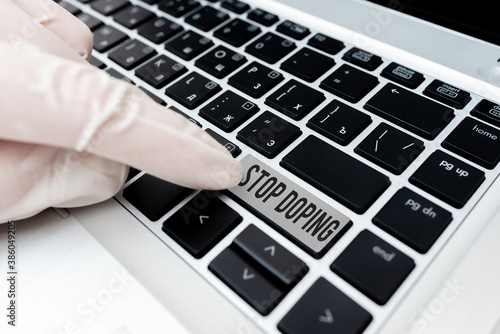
(0, 0), (242, 222)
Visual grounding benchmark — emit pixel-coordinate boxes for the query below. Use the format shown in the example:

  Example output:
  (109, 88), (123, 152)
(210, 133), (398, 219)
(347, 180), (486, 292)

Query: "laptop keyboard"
(61, 0), (500, 332)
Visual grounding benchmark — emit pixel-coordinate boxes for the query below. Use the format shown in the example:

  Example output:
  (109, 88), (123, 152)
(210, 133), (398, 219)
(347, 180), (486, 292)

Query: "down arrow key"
(209, 247), (285, 315)
(318, 308), (334, 323)
(242, 268), (255, 280)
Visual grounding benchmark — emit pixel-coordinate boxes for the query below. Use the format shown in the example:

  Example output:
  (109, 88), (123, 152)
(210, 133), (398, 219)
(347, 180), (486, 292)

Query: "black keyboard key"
(355, 122), (425, 174)
(123, 174), (192, 221)
(381, 62), (425, 89)
(307, 100), (372, 146)
(91, 0), (129, 15)
(106, 68), (135, 84)
(276, 20), (310, 40)
(77, 12), (103, 31)
(137, 16), (183, 44)
(93, 25), (128, 52)
(281, 135), (390, 213)
(136, 55), (187, 89)
(108, 39), (157, 70)
(246, 32), (296, 64)
(331, 230), (415, 305)
(364, 83), (454, 139)
(195, 46), (247, 79)
(199, 90), (259, 132)
(221, 0), (250, 14)
(158, 0), (200, 18)
(205, 129), (241, 157)
(278, 278), (372, 334)
(233, 225), (308, 287)
(214, 19), (261, 47)
(165, 72), (221, 109)
(162, 190), (242, 258)
(442, 117), (500, 169)
(113, 5), (154, 28)
(89, 56), (106, 69)
(265, 79), (325, 120)
(424, 80), (471, 109)
(247, 8), (279, 26)
(228, 62), (283, 98)
(471, 99), (500, 127)
(280, 47), (335, 82)
(126, 167), (141, 181)
(185, 6), (229, 31)
(342, 47), (382, 71)
(373, 187), (453, 253)
(410, 150), (485, 208)
(165, 30), (213, 60)
(209, 247), (284, 315)
(308, 33), (344, 55)
(320, 64), (378, 103)
(170, 106), (202, 127)
(139, 86), (167, 105)
(237, 111), (301, 158)
(57, 1), (80, 15)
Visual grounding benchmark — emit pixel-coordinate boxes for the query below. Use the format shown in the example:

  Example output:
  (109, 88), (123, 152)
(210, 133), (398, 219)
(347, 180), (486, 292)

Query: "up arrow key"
(318, 308), (334, 324)
(264, 245), (275, 257)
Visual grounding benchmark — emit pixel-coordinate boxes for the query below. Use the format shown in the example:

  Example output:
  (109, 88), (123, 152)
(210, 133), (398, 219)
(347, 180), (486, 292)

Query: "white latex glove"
(0, 0), (242, 222)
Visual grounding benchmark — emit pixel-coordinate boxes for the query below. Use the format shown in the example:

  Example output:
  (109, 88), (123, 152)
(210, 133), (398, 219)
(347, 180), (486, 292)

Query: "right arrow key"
(279, 278), (372, 334)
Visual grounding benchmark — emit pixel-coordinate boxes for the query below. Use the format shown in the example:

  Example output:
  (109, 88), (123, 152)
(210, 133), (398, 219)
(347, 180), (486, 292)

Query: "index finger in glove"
(0, 0), (89, 63)
(0, 44), (242, 190)
(11, 0), (93, 60)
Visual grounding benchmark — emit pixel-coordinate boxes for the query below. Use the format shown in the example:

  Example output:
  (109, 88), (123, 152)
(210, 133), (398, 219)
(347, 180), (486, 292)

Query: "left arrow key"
(162, 191), (242, 258)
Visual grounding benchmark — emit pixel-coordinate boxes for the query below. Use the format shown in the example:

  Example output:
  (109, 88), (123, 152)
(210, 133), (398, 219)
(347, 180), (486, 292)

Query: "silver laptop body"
(2, 0), (500, 333)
